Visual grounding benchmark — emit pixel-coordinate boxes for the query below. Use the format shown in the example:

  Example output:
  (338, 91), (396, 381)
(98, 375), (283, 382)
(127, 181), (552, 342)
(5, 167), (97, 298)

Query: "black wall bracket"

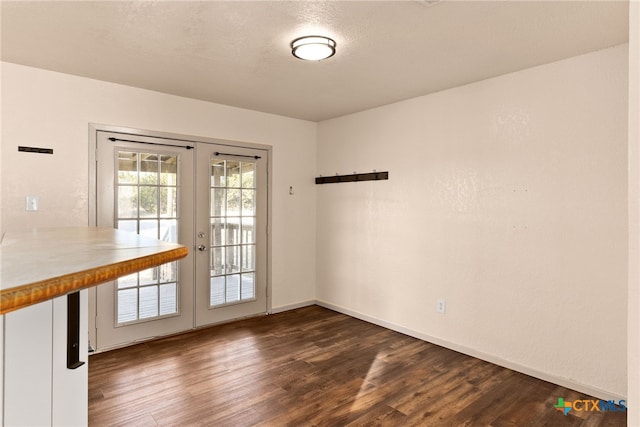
(315, 171), (389, 185)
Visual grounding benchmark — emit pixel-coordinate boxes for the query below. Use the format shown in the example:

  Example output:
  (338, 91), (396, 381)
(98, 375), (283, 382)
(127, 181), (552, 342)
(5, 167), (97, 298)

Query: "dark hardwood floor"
(89, 305), (626, 426)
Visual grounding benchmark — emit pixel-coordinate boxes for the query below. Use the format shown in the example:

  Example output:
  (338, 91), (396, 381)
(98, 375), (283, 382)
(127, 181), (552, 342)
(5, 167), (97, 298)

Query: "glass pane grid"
(209, 158), (257, 307)
(117, 281), (179, 325)
(115, 150), (180, 325)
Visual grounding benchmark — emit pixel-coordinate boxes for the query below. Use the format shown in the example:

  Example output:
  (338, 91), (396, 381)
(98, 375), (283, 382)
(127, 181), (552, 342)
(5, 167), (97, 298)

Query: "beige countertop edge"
(0, 245), (188, 315)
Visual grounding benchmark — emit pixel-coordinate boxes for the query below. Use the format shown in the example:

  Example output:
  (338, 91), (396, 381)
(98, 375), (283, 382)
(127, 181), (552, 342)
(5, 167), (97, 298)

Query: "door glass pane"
(159, 260), (177, 282)
(211, 247), (225, 276)
(209, 157), (258, 307)
(139, 267), (157, 286)
(115, 149), (180, 325)
(242, 217), (255, 244)
(117, 273), (137, 289)
(160, 155), (177, 184)
(241, 273), (255, 300)
(117, 220), (137, 234)
(226, 161), (240, 187)
(226, 218), (240, 246)
(210, 276), (225, 306)
(139, 187), (158, 217)
(159, 283), (177, 316)
(159, 187), (177, 218)
(139, 286), (159, 319)
(227, 189), (240, 213)
(118, 186), (137, 218)
(211, 189), (225, 216)
(117, 289), (138, 323)
(242, 245), (255, 271)
(160, 219), (177, 243)
(226, 246), (240, 274)
(242, 190), (255, 216)
(140, 153), (158, 184)
(211, 159), (225, 187)
(118, 152), (138, 184)
(139, 219), (159, 239)
(226, 274), (240, 303)
(241, 162), (255, 188)
(211, 218), (225, 246)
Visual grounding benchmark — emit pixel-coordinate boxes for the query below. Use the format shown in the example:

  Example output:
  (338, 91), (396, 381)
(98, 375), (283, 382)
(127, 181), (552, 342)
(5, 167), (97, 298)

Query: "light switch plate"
(26, 195), (39, 211)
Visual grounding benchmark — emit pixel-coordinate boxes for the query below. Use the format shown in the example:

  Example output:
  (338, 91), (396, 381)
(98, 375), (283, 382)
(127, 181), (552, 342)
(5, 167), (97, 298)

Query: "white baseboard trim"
(315, 299), (626, 403)
(270, 300), (316, 314)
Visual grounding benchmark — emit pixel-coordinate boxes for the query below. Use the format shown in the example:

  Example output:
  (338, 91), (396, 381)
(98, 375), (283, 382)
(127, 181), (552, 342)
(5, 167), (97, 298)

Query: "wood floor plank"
(89, 305), (626, 426)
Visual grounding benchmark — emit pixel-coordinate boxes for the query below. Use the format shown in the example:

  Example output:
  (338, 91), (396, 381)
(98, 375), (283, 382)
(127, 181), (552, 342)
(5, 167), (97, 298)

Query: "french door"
(195, 143), (268, 327)
(93, 130), (268, 351)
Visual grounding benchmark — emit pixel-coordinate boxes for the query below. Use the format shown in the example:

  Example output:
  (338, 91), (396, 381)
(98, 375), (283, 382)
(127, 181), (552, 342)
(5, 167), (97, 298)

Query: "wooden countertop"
(0, 227), (188, 315)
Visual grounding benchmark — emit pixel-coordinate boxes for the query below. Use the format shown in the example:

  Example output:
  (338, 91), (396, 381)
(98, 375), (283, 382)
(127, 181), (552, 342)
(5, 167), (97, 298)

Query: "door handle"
(197, 244), (207, 252)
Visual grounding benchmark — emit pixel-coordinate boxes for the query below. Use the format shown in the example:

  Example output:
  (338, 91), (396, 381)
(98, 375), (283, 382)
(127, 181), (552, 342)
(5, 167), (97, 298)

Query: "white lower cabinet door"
(4, 301), (53, 426)
(4, 292), (88, 426)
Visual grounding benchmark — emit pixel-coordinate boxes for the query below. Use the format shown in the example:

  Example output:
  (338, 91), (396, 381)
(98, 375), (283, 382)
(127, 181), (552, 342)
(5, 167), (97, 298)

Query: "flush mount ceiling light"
(291, 36), (336, 61)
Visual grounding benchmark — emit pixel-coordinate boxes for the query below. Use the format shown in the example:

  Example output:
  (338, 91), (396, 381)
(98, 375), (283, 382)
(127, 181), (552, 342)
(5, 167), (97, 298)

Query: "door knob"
(197, 244), (207, 252)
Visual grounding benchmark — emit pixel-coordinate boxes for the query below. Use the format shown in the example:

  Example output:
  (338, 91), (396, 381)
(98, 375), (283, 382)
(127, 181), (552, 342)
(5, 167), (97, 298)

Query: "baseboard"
(315, 299), (626, 403)
(270, 300), (316, 314)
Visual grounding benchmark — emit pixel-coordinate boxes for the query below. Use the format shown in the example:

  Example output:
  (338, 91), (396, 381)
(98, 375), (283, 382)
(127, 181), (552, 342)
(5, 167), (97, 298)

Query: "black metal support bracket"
(315, 171), (389, 185)
(67, 292), (85, 370)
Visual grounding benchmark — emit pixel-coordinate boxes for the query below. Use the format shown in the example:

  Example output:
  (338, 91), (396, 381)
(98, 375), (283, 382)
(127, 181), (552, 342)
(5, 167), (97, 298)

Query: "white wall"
(317, 45), (628, 399)
(0, 0), (4, 233)
(0, 62), (317, 311)
(628, 1), (640, 425)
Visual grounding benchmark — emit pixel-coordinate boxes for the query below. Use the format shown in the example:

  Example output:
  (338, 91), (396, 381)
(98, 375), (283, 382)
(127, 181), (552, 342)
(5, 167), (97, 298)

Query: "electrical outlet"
(437, 299), (446, 314)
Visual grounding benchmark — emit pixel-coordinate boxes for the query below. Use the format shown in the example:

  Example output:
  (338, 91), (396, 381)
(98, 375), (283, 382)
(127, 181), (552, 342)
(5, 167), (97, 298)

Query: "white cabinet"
(2, 291), (88, 426)
(4, 301), (52, 426)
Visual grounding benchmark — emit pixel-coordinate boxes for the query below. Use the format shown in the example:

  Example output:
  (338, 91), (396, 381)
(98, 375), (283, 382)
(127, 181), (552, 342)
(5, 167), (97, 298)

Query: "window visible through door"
(115, 151), (180, 324)
(210, 159), (257, 307)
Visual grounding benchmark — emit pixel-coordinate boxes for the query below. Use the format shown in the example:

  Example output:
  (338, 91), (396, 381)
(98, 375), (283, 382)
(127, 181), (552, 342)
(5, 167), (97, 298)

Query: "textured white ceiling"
(0, 1), (629, 122)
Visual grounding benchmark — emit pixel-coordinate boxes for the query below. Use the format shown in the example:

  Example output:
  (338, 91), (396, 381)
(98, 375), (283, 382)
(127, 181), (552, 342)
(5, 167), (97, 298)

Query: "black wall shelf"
(315, 171), (389, 185)
(18, 146), (54, 155)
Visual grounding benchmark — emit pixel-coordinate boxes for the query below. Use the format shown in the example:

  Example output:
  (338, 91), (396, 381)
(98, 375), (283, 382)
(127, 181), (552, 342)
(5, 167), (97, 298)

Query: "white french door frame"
(88, 124), (273, 352)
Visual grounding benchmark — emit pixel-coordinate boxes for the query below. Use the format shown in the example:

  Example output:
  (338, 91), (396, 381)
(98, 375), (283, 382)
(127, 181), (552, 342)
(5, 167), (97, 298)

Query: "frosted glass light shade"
(291, 36), (336, 61)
